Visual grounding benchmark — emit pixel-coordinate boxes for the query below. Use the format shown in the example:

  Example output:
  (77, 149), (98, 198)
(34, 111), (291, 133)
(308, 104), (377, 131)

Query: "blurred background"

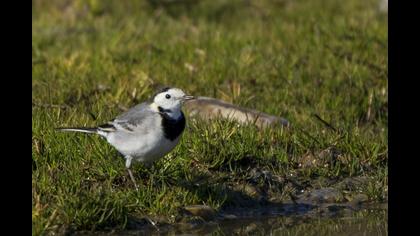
(32, 0), (387, 124)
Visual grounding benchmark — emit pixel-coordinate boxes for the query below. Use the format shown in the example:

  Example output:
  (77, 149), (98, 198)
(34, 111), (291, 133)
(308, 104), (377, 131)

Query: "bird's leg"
(127, 169), (139, 191)
(125, 156), (139, 191)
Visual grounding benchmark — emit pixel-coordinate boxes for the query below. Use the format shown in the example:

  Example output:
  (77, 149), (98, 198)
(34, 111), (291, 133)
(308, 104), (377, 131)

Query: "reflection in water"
(86, 208), (387, 236)
(213, 209), (387, 236)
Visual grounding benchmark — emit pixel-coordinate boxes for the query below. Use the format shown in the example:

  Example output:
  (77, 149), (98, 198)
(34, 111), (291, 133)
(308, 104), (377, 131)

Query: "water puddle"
(75, 204), (387, 235)
(213, 209), (387, 236)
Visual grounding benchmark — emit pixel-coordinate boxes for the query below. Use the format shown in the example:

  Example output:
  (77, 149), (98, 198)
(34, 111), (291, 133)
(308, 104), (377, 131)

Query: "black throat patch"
(158, 106), (186, 141)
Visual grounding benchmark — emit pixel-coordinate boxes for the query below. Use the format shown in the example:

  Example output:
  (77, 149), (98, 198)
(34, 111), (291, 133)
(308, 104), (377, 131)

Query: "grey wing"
(109, 102), (155, 131)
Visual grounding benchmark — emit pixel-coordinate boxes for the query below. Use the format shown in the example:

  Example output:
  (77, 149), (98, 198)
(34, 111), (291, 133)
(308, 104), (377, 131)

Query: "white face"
(153, 88), (188, 112)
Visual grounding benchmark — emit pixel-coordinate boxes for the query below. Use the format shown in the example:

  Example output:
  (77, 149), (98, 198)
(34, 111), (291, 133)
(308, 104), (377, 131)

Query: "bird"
(56, 87), (195, 190)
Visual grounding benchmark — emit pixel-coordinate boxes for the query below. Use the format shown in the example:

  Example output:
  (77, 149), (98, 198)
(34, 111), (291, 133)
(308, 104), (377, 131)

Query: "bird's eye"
(165, 94), (171, 99)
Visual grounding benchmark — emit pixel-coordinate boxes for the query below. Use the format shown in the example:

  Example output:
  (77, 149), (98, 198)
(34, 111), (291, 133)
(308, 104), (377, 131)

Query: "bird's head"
(152, 87), (194, 114)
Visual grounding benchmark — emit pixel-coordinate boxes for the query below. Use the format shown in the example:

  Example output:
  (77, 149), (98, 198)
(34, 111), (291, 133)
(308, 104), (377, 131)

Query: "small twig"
(145, 216), (158, 230)
(44, 209), (58, 230)
(366, 92), (374, 121)
(311, 113), (337, 132)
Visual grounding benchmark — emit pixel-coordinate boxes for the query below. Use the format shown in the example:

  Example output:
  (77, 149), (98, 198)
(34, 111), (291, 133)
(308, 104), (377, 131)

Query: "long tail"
(55, 127), (98, 134)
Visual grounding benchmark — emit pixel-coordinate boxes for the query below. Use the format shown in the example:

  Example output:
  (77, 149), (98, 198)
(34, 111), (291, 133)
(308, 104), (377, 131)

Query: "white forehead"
(166, 88), (185, 96)
(159, 88), (185, 97)
(153, 88), (186, 103)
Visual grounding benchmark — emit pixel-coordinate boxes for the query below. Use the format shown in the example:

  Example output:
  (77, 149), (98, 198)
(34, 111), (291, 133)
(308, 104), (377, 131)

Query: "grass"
(32, 0), (387, 234)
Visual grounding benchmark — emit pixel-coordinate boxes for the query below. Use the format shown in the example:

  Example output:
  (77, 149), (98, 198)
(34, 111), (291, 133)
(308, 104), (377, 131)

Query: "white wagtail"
(57, 87), (194, 190)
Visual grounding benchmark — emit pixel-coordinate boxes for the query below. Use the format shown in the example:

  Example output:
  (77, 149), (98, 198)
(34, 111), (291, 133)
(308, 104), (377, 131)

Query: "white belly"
(106, 129), (181, 164)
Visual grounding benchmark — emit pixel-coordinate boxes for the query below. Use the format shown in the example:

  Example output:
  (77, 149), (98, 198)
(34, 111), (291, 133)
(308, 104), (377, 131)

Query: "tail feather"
(55, 127), (98, 134)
